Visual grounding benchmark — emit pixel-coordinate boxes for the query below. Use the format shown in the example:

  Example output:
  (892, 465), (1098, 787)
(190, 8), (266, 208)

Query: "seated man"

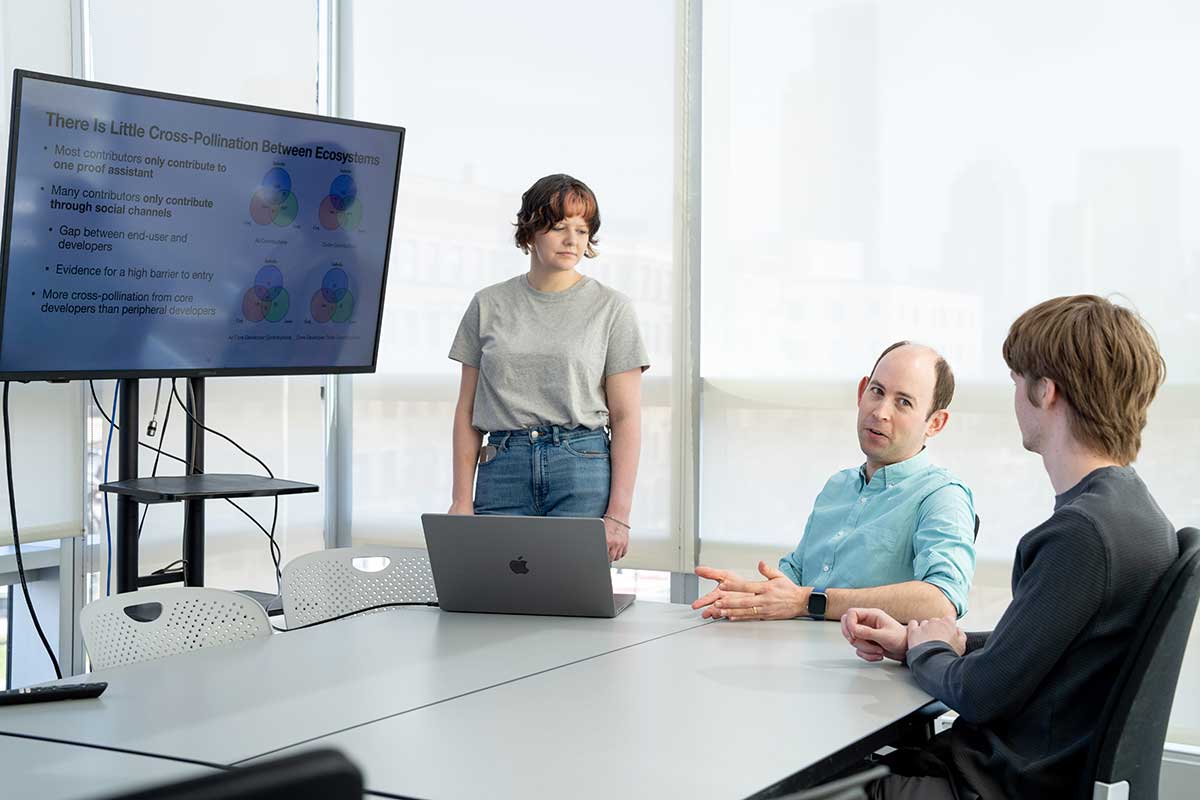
(844, 295), (1176, 799)
(694, 341), (976, 623)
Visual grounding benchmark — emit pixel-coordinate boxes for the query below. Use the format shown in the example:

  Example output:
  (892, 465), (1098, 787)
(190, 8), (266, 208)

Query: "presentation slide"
(0, 75), (403, 377)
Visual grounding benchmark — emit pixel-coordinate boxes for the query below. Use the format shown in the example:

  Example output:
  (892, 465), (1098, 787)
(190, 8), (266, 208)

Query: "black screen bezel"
(0, 69), (405, 381)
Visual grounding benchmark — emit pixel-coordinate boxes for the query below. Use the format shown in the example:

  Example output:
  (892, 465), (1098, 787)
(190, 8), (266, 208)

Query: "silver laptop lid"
(421, 514), (633, 618)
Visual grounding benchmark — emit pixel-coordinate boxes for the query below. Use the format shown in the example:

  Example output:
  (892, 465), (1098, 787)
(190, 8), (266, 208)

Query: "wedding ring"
(753, 606), (760, 616)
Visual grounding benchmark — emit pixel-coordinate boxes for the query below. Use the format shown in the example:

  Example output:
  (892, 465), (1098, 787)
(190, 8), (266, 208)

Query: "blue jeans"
(474, 426), (611, 517)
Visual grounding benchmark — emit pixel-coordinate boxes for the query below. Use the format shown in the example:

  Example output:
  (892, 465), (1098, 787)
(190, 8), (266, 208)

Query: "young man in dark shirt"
(843, 295), (1177, 799)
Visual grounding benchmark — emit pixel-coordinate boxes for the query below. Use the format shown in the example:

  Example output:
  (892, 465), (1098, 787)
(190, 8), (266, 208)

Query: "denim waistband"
(486, 425), (606, 446)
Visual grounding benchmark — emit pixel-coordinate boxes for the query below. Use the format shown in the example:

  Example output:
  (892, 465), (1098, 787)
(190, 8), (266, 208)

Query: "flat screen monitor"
(0, 70), (404, 380)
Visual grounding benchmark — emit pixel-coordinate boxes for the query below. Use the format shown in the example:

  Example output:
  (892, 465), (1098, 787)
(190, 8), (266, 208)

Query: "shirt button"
(859, 497), (867, 505)
(822, 564), (830, 572)
(835, 531), (845, 538)
(530, 431), (539, 439)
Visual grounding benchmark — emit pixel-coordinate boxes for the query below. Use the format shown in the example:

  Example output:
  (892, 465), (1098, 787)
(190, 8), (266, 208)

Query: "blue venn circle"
(328, 175), (357, 211)
(254, 265), (284, 300)
(321, 268), (349, 302)
(260, 168), (292, 206)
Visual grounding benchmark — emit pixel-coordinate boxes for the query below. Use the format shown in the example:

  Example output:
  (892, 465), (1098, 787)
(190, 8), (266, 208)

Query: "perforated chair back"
(80, 587), (272, 670)
(1084, 527), (1200, 800)
(281, 545), (438, 628)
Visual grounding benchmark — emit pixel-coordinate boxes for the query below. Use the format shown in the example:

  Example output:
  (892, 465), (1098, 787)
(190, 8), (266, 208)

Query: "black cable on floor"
(3, 382), (63, 680)
(170, 380), (281, 591)
(88, 380), (282, 589)
(274, 601), (439, 633)
(137, 386), (173, 541)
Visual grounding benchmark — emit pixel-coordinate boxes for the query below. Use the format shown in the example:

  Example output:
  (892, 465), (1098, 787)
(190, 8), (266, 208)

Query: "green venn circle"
(331, 289), (354, 322)
(273, 193), (299, 227)
(338, 199), (363, 230)
(265, 288), (290, 322)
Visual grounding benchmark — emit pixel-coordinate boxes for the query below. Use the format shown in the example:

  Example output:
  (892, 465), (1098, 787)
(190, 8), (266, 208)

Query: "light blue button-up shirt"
(778, 449), (976, 616)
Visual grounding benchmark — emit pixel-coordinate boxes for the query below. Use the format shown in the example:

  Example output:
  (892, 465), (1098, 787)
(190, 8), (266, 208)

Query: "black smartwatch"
(807, 591), (828, 620)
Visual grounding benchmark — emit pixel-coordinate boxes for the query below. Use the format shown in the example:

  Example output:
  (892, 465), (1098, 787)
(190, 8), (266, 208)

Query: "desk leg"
(58, 536), (87, 676)
(671, 571), (699, 604)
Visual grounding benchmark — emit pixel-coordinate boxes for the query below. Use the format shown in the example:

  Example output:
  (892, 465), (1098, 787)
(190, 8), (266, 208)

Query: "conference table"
(0, 732), (218, 799)
(0, 601), (935, 799)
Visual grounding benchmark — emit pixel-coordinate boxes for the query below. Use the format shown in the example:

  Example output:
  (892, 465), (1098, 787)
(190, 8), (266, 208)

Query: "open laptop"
(421, 514), (635, 618)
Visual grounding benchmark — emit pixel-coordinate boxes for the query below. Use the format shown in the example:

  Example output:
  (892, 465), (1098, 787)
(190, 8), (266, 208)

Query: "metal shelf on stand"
(107, 377), (318, 611)
(100, 474), (317, 504)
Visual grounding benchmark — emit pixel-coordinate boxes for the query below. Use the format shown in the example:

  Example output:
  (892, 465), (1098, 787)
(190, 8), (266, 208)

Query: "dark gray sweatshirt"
(907, 466), (1177, 799)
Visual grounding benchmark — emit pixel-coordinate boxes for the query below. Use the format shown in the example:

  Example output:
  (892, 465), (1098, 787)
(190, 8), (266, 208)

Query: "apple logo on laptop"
(509, 556), (529, 575)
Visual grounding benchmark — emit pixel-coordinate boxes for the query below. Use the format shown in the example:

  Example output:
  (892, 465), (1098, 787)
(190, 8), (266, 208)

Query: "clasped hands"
(841, 608), (966, 663)
(691, 561), (810, 620)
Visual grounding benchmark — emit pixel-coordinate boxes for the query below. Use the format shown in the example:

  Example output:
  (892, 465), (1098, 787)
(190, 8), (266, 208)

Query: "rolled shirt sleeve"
(778, 509), (817, 585)
(770, 454), (977, 605)
(912, 483), (976, 617)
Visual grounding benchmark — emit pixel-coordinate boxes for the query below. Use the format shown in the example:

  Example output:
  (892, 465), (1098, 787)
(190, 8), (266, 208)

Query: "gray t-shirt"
(449, 274), (650, 432)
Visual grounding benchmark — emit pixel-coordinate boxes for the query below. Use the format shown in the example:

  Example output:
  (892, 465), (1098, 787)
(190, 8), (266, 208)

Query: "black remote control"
(0, 682), (107, 706)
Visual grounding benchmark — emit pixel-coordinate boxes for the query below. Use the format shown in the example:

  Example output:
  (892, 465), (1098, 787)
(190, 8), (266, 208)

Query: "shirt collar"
(859, 448), (930, 489)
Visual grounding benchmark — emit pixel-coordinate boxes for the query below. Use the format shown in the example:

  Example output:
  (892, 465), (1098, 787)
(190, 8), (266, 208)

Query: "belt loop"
(552, 425), (561, 445)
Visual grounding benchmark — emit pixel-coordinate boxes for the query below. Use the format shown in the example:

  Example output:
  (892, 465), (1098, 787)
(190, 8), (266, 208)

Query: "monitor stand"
(106, 377), (317, 595)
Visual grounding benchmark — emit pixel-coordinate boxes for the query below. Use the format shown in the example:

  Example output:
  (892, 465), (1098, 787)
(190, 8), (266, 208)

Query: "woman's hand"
(604, 515), (629, 562)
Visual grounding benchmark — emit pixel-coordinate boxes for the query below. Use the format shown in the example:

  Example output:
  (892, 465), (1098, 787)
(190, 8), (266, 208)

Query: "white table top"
(252, 615), (932, 800)
(0, 732), (218, 799)
(0, 601), (708, 765)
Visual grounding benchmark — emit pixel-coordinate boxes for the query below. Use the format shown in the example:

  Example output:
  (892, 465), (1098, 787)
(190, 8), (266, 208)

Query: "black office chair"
(96, 748), (363, 800)
(973, 514), (980, 541)
(773, 765), (889, 800)
(1082, 526), (1200, 800)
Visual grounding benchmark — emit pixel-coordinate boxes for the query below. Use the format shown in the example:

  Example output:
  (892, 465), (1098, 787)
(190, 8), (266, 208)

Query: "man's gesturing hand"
(693, 562), (809, 620)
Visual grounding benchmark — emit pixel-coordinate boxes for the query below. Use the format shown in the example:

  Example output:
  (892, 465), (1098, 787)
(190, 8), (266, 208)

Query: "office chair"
(281, 545), (438, 628)
(1083, 526), (1200, 800)
(773, 765), (889, 800)
(95, 748), (362, 800)
(80, 587), (272, 670)
(973, 514), (980, 541)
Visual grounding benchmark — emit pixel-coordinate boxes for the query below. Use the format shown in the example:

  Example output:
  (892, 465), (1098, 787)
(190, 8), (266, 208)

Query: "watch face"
(809, 592), (828, 618)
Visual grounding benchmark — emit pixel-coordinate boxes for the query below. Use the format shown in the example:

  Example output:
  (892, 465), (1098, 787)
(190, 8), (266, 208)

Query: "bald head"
(868, 341), (955, 419)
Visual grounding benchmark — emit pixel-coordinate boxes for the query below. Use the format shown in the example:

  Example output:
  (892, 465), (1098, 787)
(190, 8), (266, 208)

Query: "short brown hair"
(513, 174), (601, 258)
(869, 341), (955, 419)
(1002, 295), (1166, 464)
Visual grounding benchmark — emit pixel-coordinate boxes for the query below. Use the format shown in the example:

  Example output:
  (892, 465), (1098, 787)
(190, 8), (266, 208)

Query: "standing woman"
(447, 174), (649, 562)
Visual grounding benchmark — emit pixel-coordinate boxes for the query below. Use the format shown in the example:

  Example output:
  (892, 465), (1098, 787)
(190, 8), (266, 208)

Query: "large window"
(700, 0), (1200, 746)
(85, 1), (326, 596)
(342, 0), (681, 571)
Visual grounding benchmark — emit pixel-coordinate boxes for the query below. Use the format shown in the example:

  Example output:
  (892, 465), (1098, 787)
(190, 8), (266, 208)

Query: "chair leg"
(894, 701), (950, 746)
(1092, 780), (1130, 800)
